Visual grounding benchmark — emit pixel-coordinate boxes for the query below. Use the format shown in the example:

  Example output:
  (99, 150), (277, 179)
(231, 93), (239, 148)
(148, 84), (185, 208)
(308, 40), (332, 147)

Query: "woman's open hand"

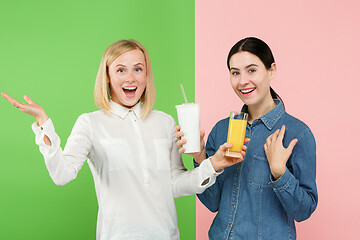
(2, 92), (49, 126)
(264, 125), (298, 180)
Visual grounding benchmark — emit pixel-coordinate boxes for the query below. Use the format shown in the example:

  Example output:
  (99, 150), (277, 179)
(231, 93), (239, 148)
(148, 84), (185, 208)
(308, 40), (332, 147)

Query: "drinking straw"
(180, 84), (188, 104)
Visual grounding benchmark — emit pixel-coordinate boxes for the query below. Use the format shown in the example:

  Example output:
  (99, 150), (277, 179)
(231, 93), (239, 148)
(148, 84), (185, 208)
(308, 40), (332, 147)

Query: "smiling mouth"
(123, 87), (137, 97)
(240, 88), (255, 94)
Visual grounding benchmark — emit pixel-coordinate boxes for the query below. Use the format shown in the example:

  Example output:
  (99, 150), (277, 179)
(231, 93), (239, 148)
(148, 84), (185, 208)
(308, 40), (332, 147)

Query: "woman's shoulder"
(79, 109), (105, 117)
(75, 110), (107, 123)
(282, 112), (314, 140)
(212, 116), (230, 130)
(150, 109), (173, 118)
(148, 109), (176, 125)
(148, 109), (173, 120)
(283, 112), (310, 129)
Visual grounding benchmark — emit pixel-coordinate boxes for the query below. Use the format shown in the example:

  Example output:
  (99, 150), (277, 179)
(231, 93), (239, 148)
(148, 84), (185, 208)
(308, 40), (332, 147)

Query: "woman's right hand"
(2, 92), (49, 126)
(175, 125), (207, 164)
(210, 139), (250, 172)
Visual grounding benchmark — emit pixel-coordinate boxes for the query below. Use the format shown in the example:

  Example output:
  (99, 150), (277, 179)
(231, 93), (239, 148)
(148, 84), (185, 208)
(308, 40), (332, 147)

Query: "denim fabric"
(196, 100), (318, 240)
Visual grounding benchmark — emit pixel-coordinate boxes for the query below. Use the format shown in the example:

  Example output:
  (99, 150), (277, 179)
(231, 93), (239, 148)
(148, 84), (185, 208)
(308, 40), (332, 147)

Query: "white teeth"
(240, 88), (255, 94)
(123, 87), (137, 90)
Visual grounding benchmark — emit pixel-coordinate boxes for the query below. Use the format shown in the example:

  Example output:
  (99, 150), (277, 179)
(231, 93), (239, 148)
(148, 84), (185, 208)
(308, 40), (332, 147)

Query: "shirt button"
(40, 127), (43, 130)
(272, 184), (276, 187)
(232, 205), (236, 209)
(237, 166), (240, 170)
(235, 186), (238, 190)
(129, 110), (132, 112)
(229, 224), (232, 228)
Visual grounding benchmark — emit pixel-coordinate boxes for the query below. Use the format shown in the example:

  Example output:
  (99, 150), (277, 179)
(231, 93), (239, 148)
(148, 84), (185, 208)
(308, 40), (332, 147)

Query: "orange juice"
(226, 119), (247, 154)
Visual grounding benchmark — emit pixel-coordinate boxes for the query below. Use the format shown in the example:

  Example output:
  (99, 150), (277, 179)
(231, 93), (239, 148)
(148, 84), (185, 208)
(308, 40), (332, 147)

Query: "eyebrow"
(115, 62), (144, 68)
(245, 64), (258, 69)
(230, 64), (258, 71)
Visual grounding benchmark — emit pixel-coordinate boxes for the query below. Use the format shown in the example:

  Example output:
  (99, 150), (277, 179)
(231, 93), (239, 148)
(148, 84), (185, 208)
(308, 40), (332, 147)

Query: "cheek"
(108, 80), (116, 90)
(258, 78), (271, 90)
(139, 75), (147, 88)
(230, 77), (238, 89)
(109, 74), (123, 86)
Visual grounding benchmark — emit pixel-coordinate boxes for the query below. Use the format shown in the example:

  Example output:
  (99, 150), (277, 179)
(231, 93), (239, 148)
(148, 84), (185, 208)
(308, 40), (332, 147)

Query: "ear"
(269, 63), (277, 81)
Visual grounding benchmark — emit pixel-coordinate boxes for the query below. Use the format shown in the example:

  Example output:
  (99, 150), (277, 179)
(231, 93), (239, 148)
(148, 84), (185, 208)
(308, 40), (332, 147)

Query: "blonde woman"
(2, 39), (247, 240)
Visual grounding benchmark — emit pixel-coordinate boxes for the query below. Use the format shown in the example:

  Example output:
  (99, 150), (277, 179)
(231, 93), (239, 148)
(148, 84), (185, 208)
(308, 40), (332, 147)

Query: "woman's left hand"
(264, 125), (298, 180)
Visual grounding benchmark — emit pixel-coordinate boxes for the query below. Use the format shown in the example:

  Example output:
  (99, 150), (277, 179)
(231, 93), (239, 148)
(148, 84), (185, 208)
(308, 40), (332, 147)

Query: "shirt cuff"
(197, 158), (224, 187)
(31, 118), (56, 147)
(269, 168), (293, 191)
(200, 158), (224, 176)
(31, 118), (53, 133)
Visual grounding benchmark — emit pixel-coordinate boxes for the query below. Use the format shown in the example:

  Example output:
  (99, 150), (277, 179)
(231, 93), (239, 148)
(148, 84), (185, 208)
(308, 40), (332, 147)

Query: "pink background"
(195, 0), (360, 239)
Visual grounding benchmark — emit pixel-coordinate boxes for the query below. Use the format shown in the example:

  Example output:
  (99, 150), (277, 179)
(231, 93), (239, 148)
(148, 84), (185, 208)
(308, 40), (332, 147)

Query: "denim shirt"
(196, 100), (318, 240)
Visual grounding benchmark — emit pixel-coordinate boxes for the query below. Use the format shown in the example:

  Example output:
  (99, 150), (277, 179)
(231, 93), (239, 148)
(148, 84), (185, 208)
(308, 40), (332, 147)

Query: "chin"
(119, 96), (140, 108)
(124, 102), (137, 108)
(241, 98), (257, 106)
(124, 98), (141, 108)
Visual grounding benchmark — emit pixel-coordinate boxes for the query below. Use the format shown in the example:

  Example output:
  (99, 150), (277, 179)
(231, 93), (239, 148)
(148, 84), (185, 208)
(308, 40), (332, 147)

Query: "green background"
(0, 0), (195, 239)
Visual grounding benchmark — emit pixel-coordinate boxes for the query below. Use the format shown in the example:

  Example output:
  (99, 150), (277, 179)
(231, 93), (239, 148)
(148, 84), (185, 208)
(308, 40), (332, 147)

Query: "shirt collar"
(109, 100), (142, 119)
(241, 99), (284, 130)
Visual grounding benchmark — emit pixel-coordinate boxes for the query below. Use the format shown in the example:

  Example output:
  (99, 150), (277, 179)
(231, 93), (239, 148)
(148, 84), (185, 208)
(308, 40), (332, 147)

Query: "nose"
(125, 71), (135, 82)
(238, 74), (250, 86)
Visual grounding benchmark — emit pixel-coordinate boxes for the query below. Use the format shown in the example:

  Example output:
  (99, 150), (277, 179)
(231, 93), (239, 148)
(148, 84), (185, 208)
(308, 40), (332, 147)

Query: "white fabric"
(32, 101), (222, 240)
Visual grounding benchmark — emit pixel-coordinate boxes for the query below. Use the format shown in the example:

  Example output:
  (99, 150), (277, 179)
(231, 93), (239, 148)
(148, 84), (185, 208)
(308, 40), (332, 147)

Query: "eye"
(135, 67), (143, 72)
(117, 68), (125, 73)
(231, 71), (240, 76)
(249, 69), (256, 73)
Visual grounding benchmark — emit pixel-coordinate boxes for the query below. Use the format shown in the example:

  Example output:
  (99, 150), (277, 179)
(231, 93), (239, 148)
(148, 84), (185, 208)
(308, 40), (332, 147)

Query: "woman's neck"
(247, 95), (276, 124)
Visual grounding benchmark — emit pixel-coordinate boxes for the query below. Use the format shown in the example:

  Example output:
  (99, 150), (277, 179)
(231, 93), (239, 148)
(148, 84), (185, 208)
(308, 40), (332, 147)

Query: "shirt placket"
(224, 124), (250, 238)
(226, 162), (243, 239)
(129, 110), (150, 186)
(229, 123), (252, 238)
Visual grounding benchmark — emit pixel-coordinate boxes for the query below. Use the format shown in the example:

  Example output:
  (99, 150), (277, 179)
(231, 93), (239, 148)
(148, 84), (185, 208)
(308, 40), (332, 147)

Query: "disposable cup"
(225, 111), (248, 158)
(175, 103), (200, 153)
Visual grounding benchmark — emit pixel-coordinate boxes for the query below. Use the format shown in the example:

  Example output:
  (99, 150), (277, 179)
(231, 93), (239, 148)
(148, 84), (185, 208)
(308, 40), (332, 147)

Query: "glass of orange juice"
(225, 111), (248, 158)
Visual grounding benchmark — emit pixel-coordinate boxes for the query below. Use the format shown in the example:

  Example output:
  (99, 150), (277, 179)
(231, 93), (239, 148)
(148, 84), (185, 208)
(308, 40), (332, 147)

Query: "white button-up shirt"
(32, 101), (221, 240)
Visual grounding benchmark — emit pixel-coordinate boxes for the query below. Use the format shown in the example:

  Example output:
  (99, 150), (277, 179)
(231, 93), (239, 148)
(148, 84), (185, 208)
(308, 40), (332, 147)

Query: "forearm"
(32, 118), (82, 186)
(172, 158), (222, 198)
(271, 169), (318, 222)
(43, 149), (78, 186)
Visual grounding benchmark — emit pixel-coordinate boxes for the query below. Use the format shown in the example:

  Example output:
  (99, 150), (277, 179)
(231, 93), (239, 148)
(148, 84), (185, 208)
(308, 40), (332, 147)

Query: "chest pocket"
(153, 138), (171, 171)
(99, 138), (134, 171)
(249, 154), (272, 188)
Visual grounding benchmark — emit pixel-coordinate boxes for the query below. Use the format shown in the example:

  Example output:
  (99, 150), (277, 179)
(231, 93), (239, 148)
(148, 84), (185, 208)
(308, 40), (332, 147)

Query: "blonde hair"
(94, 39), (155, 118)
